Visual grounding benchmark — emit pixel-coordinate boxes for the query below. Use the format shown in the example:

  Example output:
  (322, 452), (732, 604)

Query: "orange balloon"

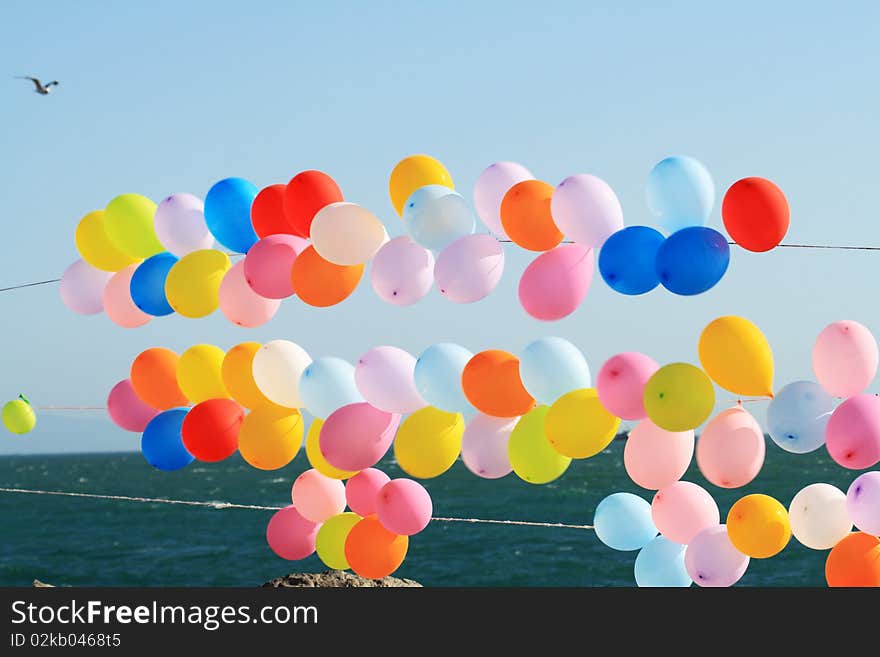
(500, 180), (563, 251)
(290, 245), (363, 307)
(462, 350), (535, 418)
(130, 347), (189, 410)
(344, 515), (409, 579)
(825, 532), (880, 587)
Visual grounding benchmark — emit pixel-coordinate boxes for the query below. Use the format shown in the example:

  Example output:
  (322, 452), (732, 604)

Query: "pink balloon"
(550, 174), (624, 248)
(290, 469), (347, 523)
(652, 481), (719, 544)
(319, 402), (401, 471)
(461, 413), (517, 479)
(243, 234), (309, 299)
(473, 162), (534, 238)
(370, 236), (435, 306)
(60, 259), (112, 315)
(218, 260), (281, 328)
(812, 321), (878, 398)
(826, 394), (880, 469)
(597, 352), (659, 420)
(355, 346), (426, 414)
(847, 471), (880, 536)
(684, 525), (749, 587)
(103, 264), (152, 328)
(434, 234), (504, 304)
(345, 468), (391, 516)
(696, 406), (766, 488)
(266, 505), (319, 560)
(518, 244), (593, 321)
(376, 478), (433, 536)
(107, 379), (159, 432)
(624, 420), (694, 490)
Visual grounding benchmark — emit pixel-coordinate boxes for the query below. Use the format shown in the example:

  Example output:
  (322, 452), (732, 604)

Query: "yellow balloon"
(545, 388), (620, 458)
(164, 249), (230, 318)
(699, 316), (774, 396)
(316, 512), (362, 570)
(176, 344), (229, 403)
(75, 210), (140, 272)
(2, 398), (36, 434)
(644, 363), (715, 432)
(727, 494), (791, 558)
(306, 419), (357, 480)
(221, 342), (276, 409)
(388, 154), (454, 216)
(104, 194), (163, 259)
(238, 405), (303, 470)
(394, 407), (464, 479)
(508, 405), (571, 484)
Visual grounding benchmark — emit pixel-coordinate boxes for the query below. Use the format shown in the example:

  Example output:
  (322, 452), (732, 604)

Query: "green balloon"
(508, 405), (571, 484)
(104, 193), (163, 259)
(3, 399), (36, 434)
(316, 512), (362, 570)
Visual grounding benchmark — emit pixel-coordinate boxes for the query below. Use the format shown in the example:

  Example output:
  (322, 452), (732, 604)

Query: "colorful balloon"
(462, 350), (535, 418)
(434, 234), (504, 304)
(597, 352), (659, 420)
(389, 154), (453, 216)
(266, 505), (319, 560)
(519, 337), (591, 406)
(812, 320), (878, 398)
(721, 177), (789, 252)
(726, 494), (791, 558)
(177, 344), (229, 404)
(789, 483), (852, 550)
(140, 408), (193, 471)
(203, 178), (259, 253)
(643, 363), (715, 432)
(306, 419), (357, 480)
(370, 236), (434, 306)
(221, 342), (274, 409)
(394, 407), (464, 479)
(847, 472), (880, 536)
(75, 209), (139, 271)
(2, 397), (35, 435)
(655, 226), (729, 295)
(104, 194), (163, 259)
(696, 406), (765, 488)
(238, 405), (303, 470)
(508, 406), (571, 484)
(652, 481), (719, 544)
(153, 193), (213, 257)
(698, 316), (774, 396)
(218, 260), (281, 327)
(598, 226), (665, 295)
(355, 346), (426, 414)
(345, 515), (409, 579)
(624, 420), (694, 490)
(345, 468), (391, 517)
(473, 161), (534, 238)
(377, 479), (433, 535)
(684, 525), (749, 587)
(460, 413), (517, 479)
(103, 265), (152, 328)
(291, 469), (347, 523)
(766, 381), (835, 454)
(299, 357), (363, 419)
(283, 170), (344, 238)
(60, 259), (112, 315)
(180, 399), (244, 462)
(130, 347), (188, 410)
(311, 202), (388, 265)
(545, 388), (620, 459)
(316, 512), (362, 570)
(403, 185), (475, 252)
(500, 180), (563, 251)
(243, 234), (309, 299)
(164, 249), (231, 318)
(107, 379), (158, 432)
(550, 174), (623, 247)
(250, 184), (291, 238)
(252, 340), (312, 409)
(290, 246), (364, 307)
(319, 402), (400, 472)
(825, 394), (880, 470)
(825, 532), (880, 587)
(634, 536), (692, 588)
(518, 245), (593, 321)
(593, 492), (657, 551)
(646, 156), (714, 234)
(130, 253), (177, 316)
(414, 343), (473, 412)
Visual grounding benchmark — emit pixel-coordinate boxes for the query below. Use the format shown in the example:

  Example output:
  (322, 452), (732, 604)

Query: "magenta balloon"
(355, 346), (426, 414)
(624, 420), (694, 490)
(473, 162), (534, 238)
(290, 469), (347, 523)
(345, 468), (391, 516)
(461, 413), (517, 479)
(370, 236), (435, 306)
(243, 234), (309, 299)
(550, 174), (624, 248)
(266, 505), (319, 560)
(218, 260), (281, 328)
(103, 264), (151, 328)
(696, 406), (766, 488)
(376, 478), (433, 536)
(812, 321), (878, 398)
(651, 481), (719, 544)
(319, 402), (401, 471)
(597, 352), (659, 420)
(846, 471), (880, 536)
(434, 234), (504, 304)
(825, 394), (880, 469)
(60, 259), (112, 315)
(107, 379), (159, 432)
(684, 525), (749, 587)
(518, 244), (594, 321)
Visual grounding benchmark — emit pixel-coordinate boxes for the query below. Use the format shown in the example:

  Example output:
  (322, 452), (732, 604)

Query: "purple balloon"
(60, 259), (112, 315)
(355, 346), (426, 414)
(154, 193), (213, 257)
(370, 236), (435, 306)
(319, 402), (401, 471)
(461, 413), (517, 479)
(684, 525), (749, 587)
(434, 234), (504, 303)
(551, 174), (624, 248)
(376, 478), (433, 536)
(847, 471), (880, 536)
(473, 162), (534, 238)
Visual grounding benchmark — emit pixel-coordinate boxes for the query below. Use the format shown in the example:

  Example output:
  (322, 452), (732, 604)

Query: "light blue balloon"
(519, 337), (591, 405)
(646, 155), (715, 234)
(204, 177), (259, 254)
(403, 185), (475, 252)
(767, 381), (835, 454)
(594, 492), (657, 551)
(141, 408), (193, 472)
(298, 357), (363, 420)
(634, 536), (692, 587)
(414, 343), (474, 412)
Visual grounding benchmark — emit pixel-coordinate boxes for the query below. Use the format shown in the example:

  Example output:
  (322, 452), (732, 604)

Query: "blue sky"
(1, 1), (878, 453)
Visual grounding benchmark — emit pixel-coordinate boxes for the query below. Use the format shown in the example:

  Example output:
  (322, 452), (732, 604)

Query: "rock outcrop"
(262, 571), (421, 588)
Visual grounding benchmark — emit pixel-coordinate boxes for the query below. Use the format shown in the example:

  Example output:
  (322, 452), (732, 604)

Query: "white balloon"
(310, 202), (388, 265)
(252, 340), (312, 408)
(59, 259), (112, 315)
(789, 483), (852, 550)
(154, 193), (214, 257)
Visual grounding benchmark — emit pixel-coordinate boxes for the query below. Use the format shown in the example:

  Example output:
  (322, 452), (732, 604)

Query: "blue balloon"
(204, 178), (259, 253)
(593, 492), (657, 551)
(130, 252), (177, 316)
(141, 408), (193, 471)
(767, 381), (835, 454)
(598, 226), (665, 295)
(299, 357), (363, 420)
(403, 185), (475, 252)
(646, 155), (715, 234)
(634, 535), (692, 587)
(519, 337), (591, 405)
(414, 343), (474, 412)
(655, 226), (729, 295)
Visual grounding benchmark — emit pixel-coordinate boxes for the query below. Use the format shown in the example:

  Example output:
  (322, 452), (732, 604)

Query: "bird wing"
(45, 81), (59, 87)
(14, 76), (42, 90)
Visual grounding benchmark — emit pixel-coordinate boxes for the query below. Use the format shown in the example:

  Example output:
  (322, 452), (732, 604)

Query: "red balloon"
(721, 177), (789, 252)
(181, 399), (244, 462)
(251, 184), (292, 238)
(283, 170), (343, 239)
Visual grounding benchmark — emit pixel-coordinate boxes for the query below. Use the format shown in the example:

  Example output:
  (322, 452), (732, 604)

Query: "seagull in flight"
(15, 76), (59, 95)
